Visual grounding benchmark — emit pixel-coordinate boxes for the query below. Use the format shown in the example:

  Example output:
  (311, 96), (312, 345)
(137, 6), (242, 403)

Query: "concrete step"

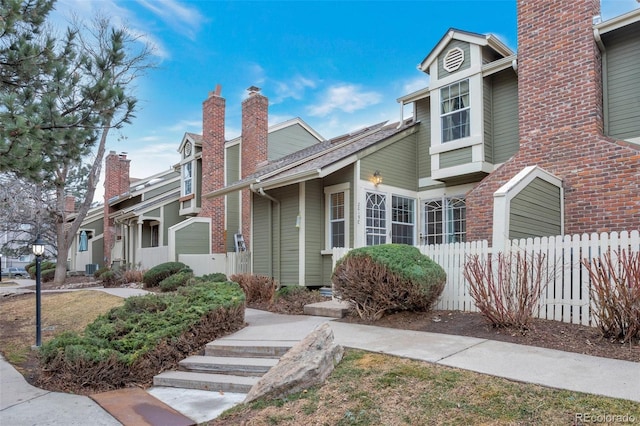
(205, 340), (294, 358)
(153, 370), (259, 393)
(179, 355), (278, 376)
(303, 300), (350, 318)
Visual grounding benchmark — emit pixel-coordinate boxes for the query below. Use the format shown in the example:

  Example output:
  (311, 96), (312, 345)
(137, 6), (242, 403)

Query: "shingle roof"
(206, 119), (417, 197)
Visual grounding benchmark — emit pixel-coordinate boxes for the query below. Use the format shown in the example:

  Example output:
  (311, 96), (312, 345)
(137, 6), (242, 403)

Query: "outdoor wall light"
(31, 234), (46, 347)
(372, 170), (383, 187)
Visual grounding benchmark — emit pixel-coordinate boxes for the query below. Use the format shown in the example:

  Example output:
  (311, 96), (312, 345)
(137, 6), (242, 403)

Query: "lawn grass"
(212, 349), (640, 425)
(0, 291), (125, 366)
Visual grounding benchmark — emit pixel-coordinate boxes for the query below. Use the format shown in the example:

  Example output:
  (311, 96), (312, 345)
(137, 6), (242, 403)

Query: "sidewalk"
(1, 289), (639, 425)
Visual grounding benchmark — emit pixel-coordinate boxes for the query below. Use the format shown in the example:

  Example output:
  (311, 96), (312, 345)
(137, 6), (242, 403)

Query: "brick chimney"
(103, 151), (130, 266)
(64, 195), (76, 215)
(465, 0), (640, 243)
(198, 85), (226, 253)
(241, 86), (269, 247)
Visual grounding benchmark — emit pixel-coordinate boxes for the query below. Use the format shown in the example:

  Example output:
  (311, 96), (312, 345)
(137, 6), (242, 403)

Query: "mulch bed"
(339, 309), (640, 363)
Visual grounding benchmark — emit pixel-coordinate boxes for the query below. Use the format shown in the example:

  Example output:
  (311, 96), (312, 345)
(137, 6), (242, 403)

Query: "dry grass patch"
(210, 349), (640, 426)
(0, 291), (124, 366)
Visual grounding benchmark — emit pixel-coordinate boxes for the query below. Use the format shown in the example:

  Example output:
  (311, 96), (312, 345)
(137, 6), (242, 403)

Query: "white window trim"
(182, 161), (194, 197)
(324, 183), (350, 251)
(360, 185), (418, 246)
(421, 195), (467, 245)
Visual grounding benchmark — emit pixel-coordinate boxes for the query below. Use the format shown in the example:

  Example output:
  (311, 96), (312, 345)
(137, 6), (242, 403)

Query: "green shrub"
(332, 244), (446, 321)
(201, 272), (228, 282)
(270, 285), (325, 315)
(275, 285), (309, 298)
(142, 262), (187, 288)
(94, 266), (110, 279)
(38, 281), (246, 392)
(159, 271), (194, 292)
(230, 273), (276, 304)
(28, 260), (56, 279)
(99, 270), (120, 287)
(41, 268), (56, 282)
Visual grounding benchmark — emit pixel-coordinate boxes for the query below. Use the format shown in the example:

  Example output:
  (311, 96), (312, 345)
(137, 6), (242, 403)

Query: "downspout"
(250, 185), (281, 283)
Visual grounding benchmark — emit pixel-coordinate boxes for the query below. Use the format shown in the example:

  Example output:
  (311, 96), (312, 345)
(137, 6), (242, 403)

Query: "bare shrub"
(122, 269), (144, 284)
(463, 251), (549, 331)
(332, 245), (446, 321)
(230, 273), (277, 304)
(582, 250), (640, 343)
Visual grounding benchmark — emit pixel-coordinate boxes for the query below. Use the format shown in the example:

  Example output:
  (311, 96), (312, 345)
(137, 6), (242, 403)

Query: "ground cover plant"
(332, 244), (446, 320)
(36, 281), (245, 393)
(210, 349), (640, 425)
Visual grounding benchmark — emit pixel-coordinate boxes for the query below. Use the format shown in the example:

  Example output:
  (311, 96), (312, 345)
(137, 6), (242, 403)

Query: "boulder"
(244, 323), (343, 403)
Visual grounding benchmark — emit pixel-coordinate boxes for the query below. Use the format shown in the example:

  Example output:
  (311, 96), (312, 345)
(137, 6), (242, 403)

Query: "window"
(324, 184), (350, 249)
(423, 197), (466, 244)
(183, 162), (193, 196)
(392, 196), (415, 245)
(329, 192), (345, 248)
(441, 79), (470, 142)
(366, 192), (386, 246)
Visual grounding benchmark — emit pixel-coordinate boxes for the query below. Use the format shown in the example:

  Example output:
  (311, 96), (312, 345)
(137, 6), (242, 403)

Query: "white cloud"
(401, 76), (429, 97)
(167, 120), (202, 133)
(272, 76), (317, 104)
(135, 0), (205, 39)
(307, 84), (382, 117)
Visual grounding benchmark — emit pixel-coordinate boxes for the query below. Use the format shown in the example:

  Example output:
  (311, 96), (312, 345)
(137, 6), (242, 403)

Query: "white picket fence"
(333, 230), (640, 326)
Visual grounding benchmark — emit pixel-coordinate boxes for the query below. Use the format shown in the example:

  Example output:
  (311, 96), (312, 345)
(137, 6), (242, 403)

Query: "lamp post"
(32, 235), (45, 347)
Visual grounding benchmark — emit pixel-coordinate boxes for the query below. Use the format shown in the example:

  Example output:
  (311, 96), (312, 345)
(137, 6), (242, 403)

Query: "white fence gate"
(333, 230), (640, 327)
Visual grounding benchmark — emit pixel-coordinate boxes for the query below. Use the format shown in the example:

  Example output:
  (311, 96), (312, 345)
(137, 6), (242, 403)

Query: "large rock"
(244, 323), (343, 403)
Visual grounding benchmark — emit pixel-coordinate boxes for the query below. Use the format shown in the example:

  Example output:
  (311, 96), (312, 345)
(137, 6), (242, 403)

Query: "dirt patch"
(339, 309), (640, 363)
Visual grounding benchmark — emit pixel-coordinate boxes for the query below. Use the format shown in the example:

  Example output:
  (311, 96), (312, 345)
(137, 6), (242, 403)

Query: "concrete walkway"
(1, 282), (638, 425)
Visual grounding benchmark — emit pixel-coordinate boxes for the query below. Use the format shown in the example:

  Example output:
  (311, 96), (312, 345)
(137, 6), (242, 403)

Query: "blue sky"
(49, 0), (640, 200)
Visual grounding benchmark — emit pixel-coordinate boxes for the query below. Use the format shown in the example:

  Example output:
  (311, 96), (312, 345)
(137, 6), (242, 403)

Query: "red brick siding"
(466, 0), (640, 243)
(199, 91), (226, 253)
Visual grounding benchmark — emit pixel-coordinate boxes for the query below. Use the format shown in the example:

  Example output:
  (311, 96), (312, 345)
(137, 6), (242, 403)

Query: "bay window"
(423, 196), (466, 244)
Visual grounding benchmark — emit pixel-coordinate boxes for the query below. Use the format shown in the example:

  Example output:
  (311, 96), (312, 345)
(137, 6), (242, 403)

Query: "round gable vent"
(443, 47), (464, 72)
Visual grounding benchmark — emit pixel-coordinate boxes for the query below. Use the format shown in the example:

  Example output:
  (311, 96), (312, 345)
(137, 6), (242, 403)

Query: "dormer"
(418, 29), (515, 182)
(178, 132), (203, 216)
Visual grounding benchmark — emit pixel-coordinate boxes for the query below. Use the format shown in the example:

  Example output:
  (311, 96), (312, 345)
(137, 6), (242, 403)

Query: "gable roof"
(204, 120), (418, 198)
(418, 28), (513, 73)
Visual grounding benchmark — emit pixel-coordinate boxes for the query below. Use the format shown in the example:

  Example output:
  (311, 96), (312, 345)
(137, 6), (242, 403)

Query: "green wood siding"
(439, 147), (472, 168)
(491, 70), (519, 163)
(322, 256), (333, 287)
(268, 124), (319, 161)
(271, 186), (299, 286)
(323, 165), (354, 247)
(509, 178), (561, 239)
(175, 222), (210, 255)
(603, 25), (640, 140)
(146, 207), (160, 218)
(84, 217), (104, 236)
(144, 179), (180, 200)
(437, 40), (471, 79)
(416, 98), (432, 180)
(226, 192), (240, 252)
(252, 195), (272, 276)
(304, 180), (323, 286)
(226, 144), (240, 182)
(484, 78), (493, 162)
(162, 201), (181, 246)
(142, 224), (152, 248)
(226, 144), (241, 252)
(92, 238), (103, 268)
(360, 135), (417, 191)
